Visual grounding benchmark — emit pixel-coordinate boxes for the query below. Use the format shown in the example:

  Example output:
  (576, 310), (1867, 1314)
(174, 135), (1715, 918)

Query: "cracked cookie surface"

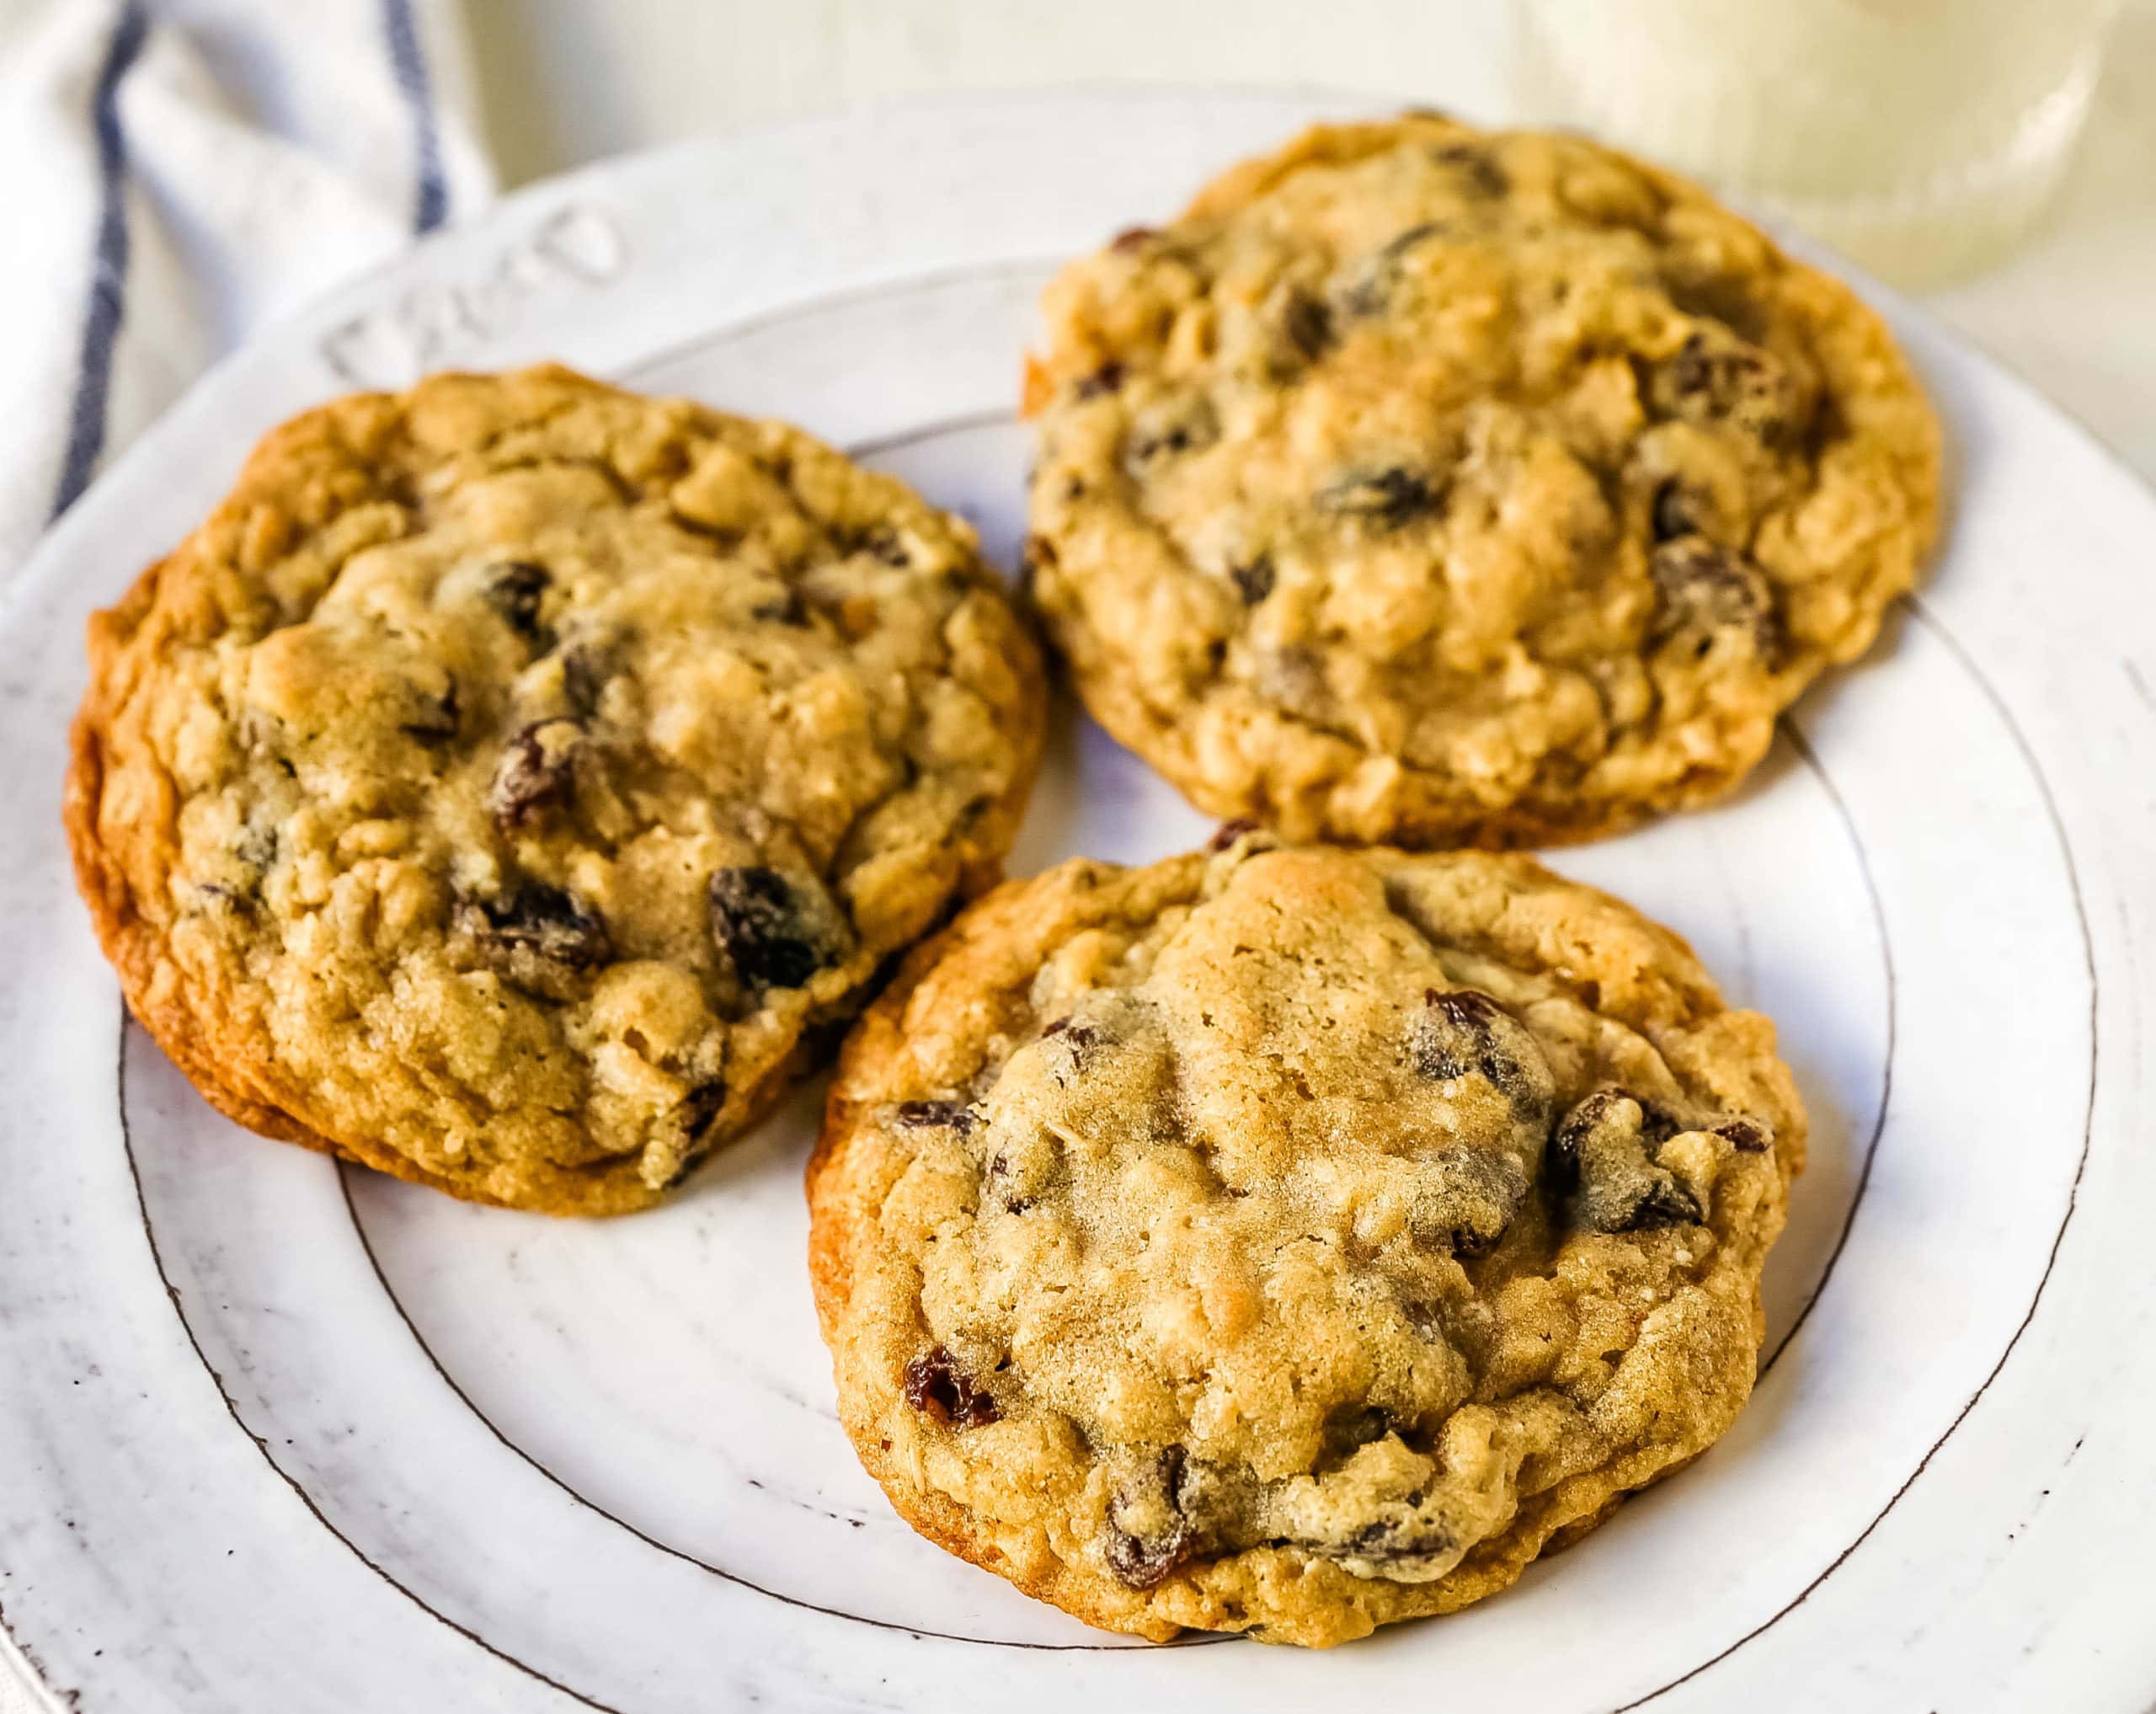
(67, 365), (1043, 1213)
(1024, 115), (1940, 846)
(808, 835), (1803, 1645)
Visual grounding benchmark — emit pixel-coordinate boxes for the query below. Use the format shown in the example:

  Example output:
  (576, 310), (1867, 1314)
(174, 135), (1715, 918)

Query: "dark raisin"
(1017, 533), (1057, 602)
(561, 646), (610, 718)
(1106, 1525), (1189, 1589)
(1317, 466), (1438, 529)
(1335, 1519), (1460, 1568)
(1279, 291), (1333, 365)
(1411, 988), (1556, 1119)
(676, 1079), (728, 1140)
(1411, 988), (1498, 1081)
(462, 882), (612, 996)
(483, 561), (551, 640)
(1075, 363), (1124, 399)
(1109, 226), (1156, 254)
(903, 1347), (1000, 1428)
(1716, 1116), (1772, 1153)
(1623, 1176), (1702, 1229)
(1651, 478), (1707, 542)
(489, 718), (583, 830)
(752, 588), (809, 626)
(854, 525), (913, 568)
(1340, 222), (1447, 314)
(1651, 538), (1787, 665)
(894, 1099), (975, 1134)
(1435, 141), (1508, 197)
(1228, 555), (1276, 606)
(1550, 1087), (1703, 1233)
(1652, 330), (1805, 444)
(1125, 399), (1219, 465)
(799, 1015), (853, 1065)
(1207, 818), (1262, 852)
(1321, 1405), (1396, 1464)
(1447, 1222), (1500, 1260)
(475, 883), (611, 965)
(664, 1077), (733, 1189)
(709, 866), (846, 995)
(1381, 221), (1449, 257)
(1039, 1016), (1097, 1049)
(401, 678), (459, 742)
(1107, 1447), (1196, 1589)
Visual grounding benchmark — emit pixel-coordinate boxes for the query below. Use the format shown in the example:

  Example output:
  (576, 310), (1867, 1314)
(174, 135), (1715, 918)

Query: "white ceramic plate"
(3, 92), (2153, 1714)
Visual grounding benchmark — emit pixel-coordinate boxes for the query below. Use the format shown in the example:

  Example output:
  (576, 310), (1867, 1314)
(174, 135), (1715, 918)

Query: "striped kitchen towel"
(0, 0), (494, 587)
(0, 5), (490, 1702)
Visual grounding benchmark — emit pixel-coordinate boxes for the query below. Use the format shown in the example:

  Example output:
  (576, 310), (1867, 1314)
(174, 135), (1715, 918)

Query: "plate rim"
(4, 83), (2153, 1714)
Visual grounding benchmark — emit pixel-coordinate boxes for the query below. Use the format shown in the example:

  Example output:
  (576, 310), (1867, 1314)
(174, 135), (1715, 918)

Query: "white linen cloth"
(0, 4), (492, 1703)
(0, 0), (494, 586)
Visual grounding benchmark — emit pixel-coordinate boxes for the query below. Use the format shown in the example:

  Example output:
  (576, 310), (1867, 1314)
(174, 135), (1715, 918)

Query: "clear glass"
(1515, 0), (2121, 286)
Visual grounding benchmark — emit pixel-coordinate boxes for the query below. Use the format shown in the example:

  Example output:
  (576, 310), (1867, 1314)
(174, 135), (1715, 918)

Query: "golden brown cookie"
(67, 365), (1043, 1213)
(1024, 115), (1940, 846)
(808, 832), (1804, 1645)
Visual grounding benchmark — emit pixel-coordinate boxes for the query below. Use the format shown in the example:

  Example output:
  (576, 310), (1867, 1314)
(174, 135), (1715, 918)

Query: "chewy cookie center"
(884, 846), (1774, 1592)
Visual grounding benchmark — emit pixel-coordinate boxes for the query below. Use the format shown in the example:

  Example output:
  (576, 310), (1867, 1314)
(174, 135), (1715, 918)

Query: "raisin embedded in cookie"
(66, 365), (1044, 1214)
(808, 833), (1803, 1646)
(1024, 115), (1941, 846)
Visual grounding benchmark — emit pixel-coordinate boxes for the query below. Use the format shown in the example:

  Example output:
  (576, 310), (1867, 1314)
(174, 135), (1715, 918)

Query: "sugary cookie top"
(810, 837), (1804, 1644)
(1026, 115), (1940, 846)
(69, 366), (1042, 1211)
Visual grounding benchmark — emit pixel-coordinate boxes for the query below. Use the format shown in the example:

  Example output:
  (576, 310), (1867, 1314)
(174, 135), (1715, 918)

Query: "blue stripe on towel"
(380, 0), (449, 235)
(50, 1), (150, 521)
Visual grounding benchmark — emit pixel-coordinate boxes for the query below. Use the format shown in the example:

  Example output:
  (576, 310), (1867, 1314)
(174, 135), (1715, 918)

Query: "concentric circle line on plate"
(1755, 716), (1897, 1380)
(846, 407), (1021, 464)
(617, 255), (1064, 392)
(114, 1015), (632, 1714)
(324, 400), (1887, 1665)
(105, 398), (2078, 1690)
(1612, 595), (2100, 1713)
(205, 408), (1921, 1680)
(330, 1167), (1219, 1656)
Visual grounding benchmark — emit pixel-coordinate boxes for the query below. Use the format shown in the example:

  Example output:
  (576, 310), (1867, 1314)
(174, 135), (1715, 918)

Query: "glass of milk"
(1515, 0), (2121, 283)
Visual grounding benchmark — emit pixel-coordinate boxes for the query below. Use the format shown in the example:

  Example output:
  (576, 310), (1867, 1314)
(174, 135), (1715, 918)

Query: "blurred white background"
(462, 0), (2156, 481)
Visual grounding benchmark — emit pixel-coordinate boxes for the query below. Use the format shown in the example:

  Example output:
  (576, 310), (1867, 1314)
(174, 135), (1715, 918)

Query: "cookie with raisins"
(1024, 115), (1940, 846)
(808, 833), (1804, 1645)
(67, 365), (1043, 1212)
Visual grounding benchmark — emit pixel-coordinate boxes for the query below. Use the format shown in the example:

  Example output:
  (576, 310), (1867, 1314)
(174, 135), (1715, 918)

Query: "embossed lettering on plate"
(319, 205), (629, 388)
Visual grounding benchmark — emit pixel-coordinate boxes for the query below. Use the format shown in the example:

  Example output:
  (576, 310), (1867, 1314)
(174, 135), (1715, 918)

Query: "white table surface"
(5, 3), (2152, 1709)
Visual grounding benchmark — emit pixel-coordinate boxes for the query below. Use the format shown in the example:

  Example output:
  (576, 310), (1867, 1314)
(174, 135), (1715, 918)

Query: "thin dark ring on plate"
(116, 1023), (632, 1714)
(329, 1163), (1209, 1655)
(328, 400), (1885, 1652)
(333, 688), (1892, 1663)
(114, 369), (2088, 1696)
(1756, 717), (1896, 1380)
(1614, 594), (2099, 1711)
